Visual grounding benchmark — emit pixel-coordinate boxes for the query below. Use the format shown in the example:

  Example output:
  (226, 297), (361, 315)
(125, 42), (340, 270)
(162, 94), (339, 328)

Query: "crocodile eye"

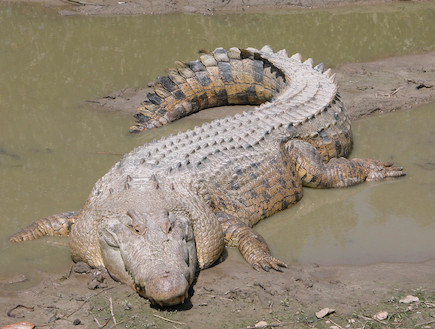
(126, 209), (146, 235)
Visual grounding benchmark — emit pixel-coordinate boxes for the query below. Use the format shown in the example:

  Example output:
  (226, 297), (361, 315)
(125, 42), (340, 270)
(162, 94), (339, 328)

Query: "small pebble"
(73, 262), (91, 274)
(0, 321), (35, 329)
(254, 321), (268, 328)
(73, 319), (81, 325)
(315, 307), (335, 319)
(373, 311), (388, 321)
(399, 295), (419, 304)
(6, 274), (28, 284)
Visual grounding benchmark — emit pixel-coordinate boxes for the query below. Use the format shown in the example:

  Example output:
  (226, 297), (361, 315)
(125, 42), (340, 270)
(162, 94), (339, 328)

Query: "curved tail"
(130, 46), (286, 132)
(9, 210), (79, 243)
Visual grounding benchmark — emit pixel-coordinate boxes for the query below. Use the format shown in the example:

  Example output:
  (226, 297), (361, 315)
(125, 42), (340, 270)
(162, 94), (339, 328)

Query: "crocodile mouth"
(136, 284), (189, 307)
(134, 272), (190, 306)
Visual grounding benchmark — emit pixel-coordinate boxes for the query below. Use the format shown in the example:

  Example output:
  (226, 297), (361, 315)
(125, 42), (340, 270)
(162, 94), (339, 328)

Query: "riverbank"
(5, 0), (433, 16)
(94, 50), (435, 121)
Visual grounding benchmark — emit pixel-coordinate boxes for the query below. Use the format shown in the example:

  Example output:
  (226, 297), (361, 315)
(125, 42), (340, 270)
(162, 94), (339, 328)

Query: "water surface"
(0, 2), (434, 281)
(256, 103), (435, 265)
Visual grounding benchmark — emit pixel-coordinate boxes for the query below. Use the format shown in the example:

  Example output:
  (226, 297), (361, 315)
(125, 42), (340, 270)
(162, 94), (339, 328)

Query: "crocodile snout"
(137, 271), (189, 306)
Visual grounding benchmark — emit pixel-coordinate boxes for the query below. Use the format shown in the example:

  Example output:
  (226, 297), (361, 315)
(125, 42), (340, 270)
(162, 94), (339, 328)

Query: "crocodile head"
(98, 205), (197, 306)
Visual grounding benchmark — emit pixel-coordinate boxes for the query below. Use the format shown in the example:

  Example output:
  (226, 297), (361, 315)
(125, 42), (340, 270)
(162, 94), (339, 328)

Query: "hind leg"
(285, 140), (405, 188)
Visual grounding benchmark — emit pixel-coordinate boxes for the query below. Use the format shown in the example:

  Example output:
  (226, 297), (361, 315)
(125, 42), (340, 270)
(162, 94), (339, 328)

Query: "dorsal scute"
(125, 46), (340, 175)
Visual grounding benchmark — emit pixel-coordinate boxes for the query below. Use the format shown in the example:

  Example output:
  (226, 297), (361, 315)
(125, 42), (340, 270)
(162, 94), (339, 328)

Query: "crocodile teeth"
(314, 63), (324, 73)
(304, 58), (314, 67)
(290, 53), (302, 62)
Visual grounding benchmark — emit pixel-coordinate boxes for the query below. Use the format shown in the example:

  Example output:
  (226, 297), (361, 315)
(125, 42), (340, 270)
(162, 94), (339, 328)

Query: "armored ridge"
(131, 46), (338, 134)
(120, 45), (349, 175)
(9, 46), (405, 307)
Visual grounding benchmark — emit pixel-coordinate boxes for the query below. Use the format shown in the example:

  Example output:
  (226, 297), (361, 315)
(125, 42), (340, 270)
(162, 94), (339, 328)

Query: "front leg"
(216, 212), (287, 272)
(285, 140), (405, 188)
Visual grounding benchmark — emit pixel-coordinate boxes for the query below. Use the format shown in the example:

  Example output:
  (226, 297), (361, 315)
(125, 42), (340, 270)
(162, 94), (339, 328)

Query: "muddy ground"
(1, 1), (435, 329)
(8, 0), (433, 16)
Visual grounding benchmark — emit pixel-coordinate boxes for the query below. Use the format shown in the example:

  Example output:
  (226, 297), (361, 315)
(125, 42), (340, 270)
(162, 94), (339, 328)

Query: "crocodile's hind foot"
(351, 158), (405, 181)
(285, 140), (406, 188)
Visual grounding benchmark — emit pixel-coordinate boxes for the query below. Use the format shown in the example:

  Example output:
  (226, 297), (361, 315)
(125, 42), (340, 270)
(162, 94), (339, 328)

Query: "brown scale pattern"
(131, 47), (283, 132)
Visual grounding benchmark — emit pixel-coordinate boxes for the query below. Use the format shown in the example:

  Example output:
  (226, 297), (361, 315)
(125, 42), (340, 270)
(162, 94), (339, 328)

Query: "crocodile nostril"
(145, 272), (189, 306)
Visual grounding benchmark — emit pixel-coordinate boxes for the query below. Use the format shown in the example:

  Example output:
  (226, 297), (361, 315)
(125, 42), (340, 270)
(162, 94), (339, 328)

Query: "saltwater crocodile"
(10, 46), (405, 306)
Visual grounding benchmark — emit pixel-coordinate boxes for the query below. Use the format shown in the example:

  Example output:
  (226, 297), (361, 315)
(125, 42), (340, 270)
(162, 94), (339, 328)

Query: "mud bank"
(1, 257), (434, 328)
(94, 51), (435, 121)
(7, 0), (433, 16)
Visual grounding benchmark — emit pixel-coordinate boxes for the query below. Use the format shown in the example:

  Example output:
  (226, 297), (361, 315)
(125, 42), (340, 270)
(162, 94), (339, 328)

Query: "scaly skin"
(9, 46), (405, 306)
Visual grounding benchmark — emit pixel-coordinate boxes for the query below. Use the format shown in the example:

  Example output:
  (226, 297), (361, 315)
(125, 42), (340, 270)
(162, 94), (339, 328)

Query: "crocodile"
(9, 46), (405, 307)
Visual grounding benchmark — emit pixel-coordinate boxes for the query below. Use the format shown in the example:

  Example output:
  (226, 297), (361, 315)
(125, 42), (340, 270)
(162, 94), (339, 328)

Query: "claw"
(251, 255), (287, 272)
(269, 262), (283, 272)
(273, 258), (288, 268)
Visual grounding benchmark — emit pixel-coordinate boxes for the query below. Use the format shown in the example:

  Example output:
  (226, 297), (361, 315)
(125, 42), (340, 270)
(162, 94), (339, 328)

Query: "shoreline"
(5, 0), (433, 16)
(94, 50), (435, 121)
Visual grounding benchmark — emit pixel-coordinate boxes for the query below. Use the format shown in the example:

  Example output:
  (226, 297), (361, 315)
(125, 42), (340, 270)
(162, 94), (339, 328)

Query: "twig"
(91, 312), (102, 327)
(246, 321), (297, 328)
(109, 297), (118, 329)
(415, 319), (435, 327)
(153, 314), (186, 325)
(91, 311), (110, 328)
(63, 0), (106, 5)
(328, 318), (345, 329)
(376, 86), (404, 98)
(100, 318), (111, 329)
(390, 86), (404, 96)
(7, 304), (34, 318)
(34, 286), (118, 328)
(66, 285), (116, 318)
(65, 264), (73, 279)
(219, 297), (234, 301)
(355, 314), (388, 326)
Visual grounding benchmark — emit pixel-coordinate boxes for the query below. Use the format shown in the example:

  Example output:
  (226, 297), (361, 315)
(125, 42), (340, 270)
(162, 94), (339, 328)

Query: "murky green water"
(0, 2), (434, 281)
(256, 103), (435, 265)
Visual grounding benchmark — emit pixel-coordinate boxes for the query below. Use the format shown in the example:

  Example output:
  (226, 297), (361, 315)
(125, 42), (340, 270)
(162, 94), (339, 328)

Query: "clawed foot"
(237, 229), (287, 272)
(251, 252), (288, 272)
(354, 159), (406, 181)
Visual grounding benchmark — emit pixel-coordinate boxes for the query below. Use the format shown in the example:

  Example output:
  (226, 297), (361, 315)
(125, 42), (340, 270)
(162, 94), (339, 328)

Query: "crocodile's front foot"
(237, 228), (287, 272)
(352, 159), (406, 181)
